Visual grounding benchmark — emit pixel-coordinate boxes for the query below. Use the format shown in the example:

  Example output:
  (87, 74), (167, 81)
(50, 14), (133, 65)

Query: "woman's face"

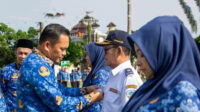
(86, 52), (92, 67)
(134, 43), (154, 79)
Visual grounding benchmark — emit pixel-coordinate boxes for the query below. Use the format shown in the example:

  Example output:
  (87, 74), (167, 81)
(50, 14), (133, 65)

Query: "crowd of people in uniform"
(0, 16), (199, 112)
(57, 67), (89, 88)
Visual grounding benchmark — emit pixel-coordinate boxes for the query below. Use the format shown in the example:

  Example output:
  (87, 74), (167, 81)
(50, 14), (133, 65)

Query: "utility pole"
(127, 0), (132, 34)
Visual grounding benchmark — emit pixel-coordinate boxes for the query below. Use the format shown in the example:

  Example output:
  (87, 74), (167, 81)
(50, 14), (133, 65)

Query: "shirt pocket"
(106, 88), (120, 103)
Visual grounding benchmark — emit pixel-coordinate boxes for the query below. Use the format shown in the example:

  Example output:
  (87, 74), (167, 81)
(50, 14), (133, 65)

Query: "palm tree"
(179, 0), (199, 33)
(37, 22), (44, 36)
(45, 12), (65, 18)
(194, 0), (200, 11)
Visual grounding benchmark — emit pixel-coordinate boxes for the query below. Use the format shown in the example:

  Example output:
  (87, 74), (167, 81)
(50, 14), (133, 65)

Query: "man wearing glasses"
(96, 30), (143, 112)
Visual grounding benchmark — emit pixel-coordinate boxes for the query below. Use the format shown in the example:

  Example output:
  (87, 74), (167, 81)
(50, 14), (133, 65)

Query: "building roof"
(107, 22), (116, 27)
(84, 15), (92, 20)
(92, 22), (100, 28)
(70, 21), (87, 34)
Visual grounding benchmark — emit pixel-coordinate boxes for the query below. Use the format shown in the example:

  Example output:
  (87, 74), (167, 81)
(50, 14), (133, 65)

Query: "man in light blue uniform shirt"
(75, 68), (81, 88)
(81, 70), (87, 82)
(57, 69), (63, 83)
(17, 24), (103, 112)
(58, 67), (70, 87)
(0, 39), (33, 112)
(96, 30), (143, 112)
(70, 70), (75, 88)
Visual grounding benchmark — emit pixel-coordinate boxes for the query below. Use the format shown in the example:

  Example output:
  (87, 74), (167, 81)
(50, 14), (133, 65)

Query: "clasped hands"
(83, 85), (104, 103)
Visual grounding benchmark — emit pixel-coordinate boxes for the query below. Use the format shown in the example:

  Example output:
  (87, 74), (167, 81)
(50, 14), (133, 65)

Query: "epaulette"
(125, 68), (133, 76)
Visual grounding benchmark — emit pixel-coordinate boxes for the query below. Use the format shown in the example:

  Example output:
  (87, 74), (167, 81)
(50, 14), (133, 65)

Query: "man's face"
(15, 47), (32, 65)
(104, 45), (118, 68)
(49, 34), (69, 63)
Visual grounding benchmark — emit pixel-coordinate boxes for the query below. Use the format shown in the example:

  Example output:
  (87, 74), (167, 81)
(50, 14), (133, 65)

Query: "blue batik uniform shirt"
(17, 49), (92, 112)
(0, 88), (7, 112)
(57, 71), (62, 81)
(58, 71), (70, 82)
(81, 72), (87, 81)
(0, 63), (19, 112)
(74, 72), (81, 81)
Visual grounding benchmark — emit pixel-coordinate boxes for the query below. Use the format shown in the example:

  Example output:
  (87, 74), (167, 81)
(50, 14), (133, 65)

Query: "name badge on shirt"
(109, 88), (118, 94)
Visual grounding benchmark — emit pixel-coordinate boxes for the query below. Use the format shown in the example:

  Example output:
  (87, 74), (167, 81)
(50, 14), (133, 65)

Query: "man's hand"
(88, 90), (104, 103)
(85, 85), (100, 93)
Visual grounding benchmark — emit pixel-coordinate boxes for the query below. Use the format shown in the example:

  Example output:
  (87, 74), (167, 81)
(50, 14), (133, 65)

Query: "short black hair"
(112, 44), (131, 56)
(121, 46), (131, 56)
(39, 24), (70, 46)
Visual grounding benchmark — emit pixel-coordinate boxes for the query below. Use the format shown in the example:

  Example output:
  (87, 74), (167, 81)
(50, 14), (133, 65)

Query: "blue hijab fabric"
(83, 42), (109, 87)
(123, 16), (200, 112)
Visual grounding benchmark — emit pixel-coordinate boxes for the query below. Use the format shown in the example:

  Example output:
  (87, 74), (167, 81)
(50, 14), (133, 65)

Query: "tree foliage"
(179, 0), (198, 33)
(0, 23), (38, 69)
(63, 38), (87, 67)
(195, 35), (200, 51)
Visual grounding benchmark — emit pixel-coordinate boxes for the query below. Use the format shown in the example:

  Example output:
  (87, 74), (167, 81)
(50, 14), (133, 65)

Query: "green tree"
(63, 38), (87, 66)
(0, 23), (38, 69)
(195, 35), (200, 51)
(179, 0), (198, 33)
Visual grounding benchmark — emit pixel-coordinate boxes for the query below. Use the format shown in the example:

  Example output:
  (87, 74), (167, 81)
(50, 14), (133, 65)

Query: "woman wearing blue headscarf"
(82, 42), (110, 112)
(123, 16), (200, 112)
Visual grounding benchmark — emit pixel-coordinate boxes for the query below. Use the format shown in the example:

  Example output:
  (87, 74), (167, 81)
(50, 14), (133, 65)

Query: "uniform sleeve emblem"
(126, 85), (138, 89)
(1, 77), (5, 84)
(149, 97), (159, 104)
(126, 89), (134, 98)
(126, 85), (138, 98)
(76, 101), (83, 110)
(18, 99), (24, 108)
(56, 95), (63, 106)
(13, 91), (17, 97)
(125, 68), (133, 76)
(38, 66), (50, 77)
(93, 75), (98, 79)
(12, 73), (18, 79)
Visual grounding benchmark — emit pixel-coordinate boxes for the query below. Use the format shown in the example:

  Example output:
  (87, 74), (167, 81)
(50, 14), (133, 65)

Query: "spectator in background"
(74, 68), (81, 88)
(70, 70), (75, 87)
(57, 67), (70, 87)
(0, 39), (33, 112)
(81, 69), (87, 82)
(57, 68), (63, 84)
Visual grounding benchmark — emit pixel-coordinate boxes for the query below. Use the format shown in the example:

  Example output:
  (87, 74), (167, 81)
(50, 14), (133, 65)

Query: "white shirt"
(102, 60), (143, 112)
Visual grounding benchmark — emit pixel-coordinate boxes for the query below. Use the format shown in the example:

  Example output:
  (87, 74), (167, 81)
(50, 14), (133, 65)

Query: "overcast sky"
(0, 0), (199, 37)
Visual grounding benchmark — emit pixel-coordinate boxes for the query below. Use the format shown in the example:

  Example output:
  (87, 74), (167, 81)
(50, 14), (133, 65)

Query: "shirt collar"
(15, 63), (20, 70)
(34, 49), (54, 67)
(112, 60), (132, 76)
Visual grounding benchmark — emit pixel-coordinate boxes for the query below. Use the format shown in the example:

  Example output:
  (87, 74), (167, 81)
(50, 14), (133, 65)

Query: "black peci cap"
(96, 30), (131, 49)
(16, 39), (33, 49)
